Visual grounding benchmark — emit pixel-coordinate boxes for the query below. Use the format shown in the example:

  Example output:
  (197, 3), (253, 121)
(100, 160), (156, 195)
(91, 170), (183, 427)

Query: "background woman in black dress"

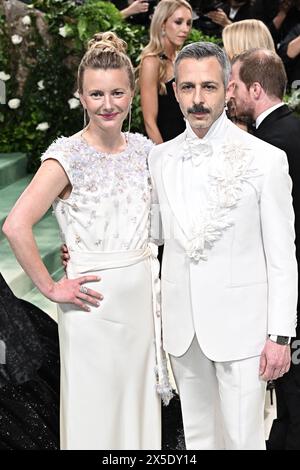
(138, 0), (192, 144)
(0, 273), (59, 450)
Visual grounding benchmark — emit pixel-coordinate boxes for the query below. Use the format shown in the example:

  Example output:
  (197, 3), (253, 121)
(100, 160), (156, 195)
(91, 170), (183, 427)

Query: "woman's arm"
(287, 34), (300, 59)
(272, 0), (292, 30)
(120, 0), (149, 19)
(3, 160), (102, 310)
(139, 56), (164, 144)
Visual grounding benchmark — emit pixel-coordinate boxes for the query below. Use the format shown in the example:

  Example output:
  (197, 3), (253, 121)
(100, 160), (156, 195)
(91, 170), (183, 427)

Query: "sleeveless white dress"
(41, 133), (161, 450)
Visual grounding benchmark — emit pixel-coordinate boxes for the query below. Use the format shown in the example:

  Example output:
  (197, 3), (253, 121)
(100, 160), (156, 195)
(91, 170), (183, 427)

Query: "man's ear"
(250, 82), (262, 100)
(172, 80), (179, 103)
(226, 80), (235, 101)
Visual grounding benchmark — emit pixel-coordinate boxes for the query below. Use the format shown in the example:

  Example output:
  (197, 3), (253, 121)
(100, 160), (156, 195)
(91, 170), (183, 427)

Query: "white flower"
(36, 122), (49, 131)
(287, 90), (300, 110)
(68, 97), (80, 109)
(11, 34), (23, 45)
(73, 90), (80, 99)
(58, 25), (72, 38)
(22, 15), (31, 26)
(8, 98), (21, 109)
(0, 71), (10, 81)
(37, 80), (45, 90)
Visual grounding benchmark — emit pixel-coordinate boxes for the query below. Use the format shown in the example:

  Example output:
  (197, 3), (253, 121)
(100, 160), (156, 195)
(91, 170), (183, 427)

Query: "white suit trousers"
(170, 336), (267, 450)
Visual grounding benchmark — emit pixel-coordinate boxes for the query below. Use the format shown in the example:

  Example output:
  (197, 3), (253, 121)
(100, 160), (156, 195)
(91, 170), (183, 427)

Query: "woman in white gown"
(3, 32), (172, 450)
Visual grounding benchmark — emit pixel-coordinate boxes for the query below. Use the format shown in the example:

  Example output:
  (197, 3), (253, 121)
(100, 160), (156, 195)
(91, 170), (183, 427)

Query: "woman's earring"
(162, 30), (166, 37)
(83, 108), (88, 128)
(127, 104), (132, 142)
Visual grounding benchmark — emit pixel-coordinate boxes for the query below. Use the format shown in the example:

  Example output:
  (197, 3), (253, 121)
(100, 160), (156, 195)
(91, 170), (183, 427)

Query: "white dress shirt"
(182, 111), (228, 232)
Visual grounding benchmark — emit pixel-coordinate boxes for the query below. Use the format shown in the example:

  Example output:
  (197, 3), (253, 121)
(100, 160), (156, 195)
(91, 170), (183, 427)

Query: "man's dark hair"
(232, 48), (287, 100)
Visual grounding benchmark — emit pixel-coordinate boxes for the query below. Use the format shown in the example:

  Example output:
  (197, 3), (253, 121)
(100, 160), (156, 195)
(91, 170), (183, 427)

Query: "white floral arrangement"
(8, 98), (21, 109)
(36, 122), (50, 131)
(11, 34), (23, 45)
(285, 89), (300, 112)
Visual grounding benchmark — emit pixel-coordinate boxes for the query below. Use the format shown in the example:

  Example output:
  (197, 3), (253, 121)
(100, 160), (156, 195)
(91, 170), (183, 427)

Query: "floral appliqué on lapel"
(187, 141), (259, 262)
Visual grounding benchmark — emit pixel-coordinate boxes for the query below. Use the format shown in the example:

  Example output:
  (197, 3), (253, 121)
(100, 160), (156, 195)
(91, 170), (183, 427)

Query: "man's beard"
(234, 99), (254, 120)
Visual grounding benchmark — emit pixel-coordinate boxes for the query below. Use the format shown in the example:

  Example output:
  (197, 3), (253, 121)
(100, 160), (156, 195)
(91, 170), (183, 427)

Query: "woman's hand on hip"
(47, 275), (103, 312)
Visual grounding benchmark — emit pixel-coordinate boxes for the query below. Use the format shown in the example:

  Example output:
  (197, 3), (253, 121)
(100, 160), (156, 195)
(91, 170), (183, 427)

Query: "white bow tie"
(184, 136), (213, 166)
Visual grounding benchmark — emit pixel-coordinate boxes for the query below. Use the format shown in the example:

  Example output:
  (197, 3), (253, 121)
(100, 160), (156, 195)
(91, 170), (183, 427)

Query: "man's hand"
(259, 339), (291, 381)
(206, 9), (231, 28)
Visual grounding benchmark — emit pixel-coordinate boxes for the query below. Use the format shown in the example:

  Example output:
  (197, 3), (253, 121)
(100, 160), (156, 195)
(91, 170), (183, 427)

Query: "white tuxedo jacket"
(149, 112), (298, 361)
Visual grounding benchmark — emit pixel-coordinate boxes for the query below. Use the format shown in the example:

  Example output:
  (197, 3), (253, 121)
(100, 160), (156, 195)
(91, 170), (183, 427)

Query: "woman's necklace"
(80, 129), (128, 156)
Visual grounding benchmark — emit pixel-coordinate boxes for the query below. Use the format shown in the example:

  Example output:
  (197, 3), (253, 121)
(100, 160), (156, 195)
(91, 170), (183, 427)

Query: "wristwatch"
(268, 335), (291, 345)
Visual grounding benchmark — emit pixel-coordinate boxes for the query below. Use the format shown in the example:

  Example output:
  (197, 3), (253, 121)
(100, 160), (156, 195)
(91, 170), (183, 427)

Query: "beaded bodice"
(41, 133), (154, 252)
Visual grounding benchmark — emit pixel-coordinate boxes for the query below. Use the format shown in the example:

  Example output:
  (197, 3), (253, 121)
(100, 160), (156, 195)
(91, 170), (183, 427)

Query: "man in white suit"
(149, 42), (298, 450)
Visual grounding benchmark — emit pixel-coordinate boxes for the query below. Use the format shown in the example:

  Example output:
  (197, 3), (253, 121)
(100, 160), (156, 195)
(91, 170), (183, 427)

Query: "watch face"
(277, 336), (290, 345)
(269, 335), (290, 345)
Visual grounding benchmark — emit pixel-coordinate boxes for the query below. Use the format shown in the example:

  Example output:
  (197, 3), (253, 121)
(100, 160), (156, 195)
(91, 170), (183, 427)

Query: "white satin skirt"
(57, 249), (161, 450)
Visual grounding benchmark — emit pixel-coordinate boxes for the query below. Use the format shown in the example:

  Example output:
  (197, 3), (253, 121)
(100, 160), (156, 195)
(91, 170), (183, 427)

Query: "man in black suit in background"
(229, 48), (300, 450)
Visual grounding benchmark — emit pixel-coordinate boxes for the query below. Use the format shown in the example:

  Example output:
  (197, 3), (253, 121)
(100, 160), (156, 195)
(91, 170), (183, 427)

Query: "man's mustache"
(188, 105), (210, 114)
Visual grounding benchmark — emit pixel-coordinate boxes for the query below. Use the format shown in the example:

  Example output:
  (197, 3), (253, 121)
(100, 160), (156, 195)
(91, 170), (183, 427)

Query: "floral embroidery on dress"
(186, 141), (258, 262)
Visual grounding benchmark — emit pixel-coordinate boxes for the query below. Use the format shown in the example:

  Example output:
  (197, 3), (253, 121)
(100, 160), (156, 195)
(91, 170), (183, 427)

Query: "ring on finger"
(79, 285), (88, 295)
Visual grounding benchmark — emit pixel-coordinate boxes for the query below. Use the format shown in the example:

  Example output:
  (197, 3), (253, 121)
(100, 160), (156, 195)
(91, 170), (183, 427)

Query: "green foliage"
(73, 1), (149, 64)
(74, 0), (123, 43)
(0, 10), (9, 67)
(0, 0), (218, 171)
(186, 27), (222, 46)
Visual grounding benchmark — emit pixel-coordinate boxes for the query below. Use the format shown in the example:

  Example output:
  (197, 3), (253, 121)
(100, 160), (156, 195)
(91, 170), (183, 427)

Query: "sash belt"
(68, 244), (173, 405)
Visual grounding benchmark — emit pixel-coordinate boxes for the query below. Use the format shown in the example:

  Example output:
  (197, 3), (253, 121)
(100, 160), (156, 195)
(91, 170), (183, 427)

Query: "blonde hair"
(139, 0), (192, 94)
(222, 19), (275, 61)
(78, 31), (135, 93)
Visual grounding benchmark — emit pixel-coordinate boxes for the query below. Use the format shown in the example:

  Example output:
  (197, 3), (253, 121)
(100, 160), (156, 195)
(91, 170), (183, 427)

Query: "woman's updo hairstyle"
(78, 31), (135, 93)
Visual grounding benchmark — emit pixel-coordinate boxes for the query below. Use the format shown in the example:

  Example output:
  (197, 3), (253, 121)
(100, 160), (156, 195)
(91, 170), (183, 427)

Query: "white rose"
(8, 98), (21, 109)
(11, 34), (23, 45)
(68, 97), (80, 109)
(0, 71), (10, 81)
(73, 90), (80, 99)
(58, 25), (72, 38)
(36, 122), (49, 131)
(22, 15), (31, 26)
(37, 80), (45, 90)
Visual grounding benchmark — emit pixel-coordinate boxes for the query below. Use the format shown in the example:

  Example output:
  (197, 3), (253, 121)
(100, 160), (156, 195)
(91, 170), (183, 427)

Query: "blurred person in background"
(222, 18), (275, 129)
(278, 22), (300, 88)
(138, 0), (193, 144)
(229, 49), (300, 449)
